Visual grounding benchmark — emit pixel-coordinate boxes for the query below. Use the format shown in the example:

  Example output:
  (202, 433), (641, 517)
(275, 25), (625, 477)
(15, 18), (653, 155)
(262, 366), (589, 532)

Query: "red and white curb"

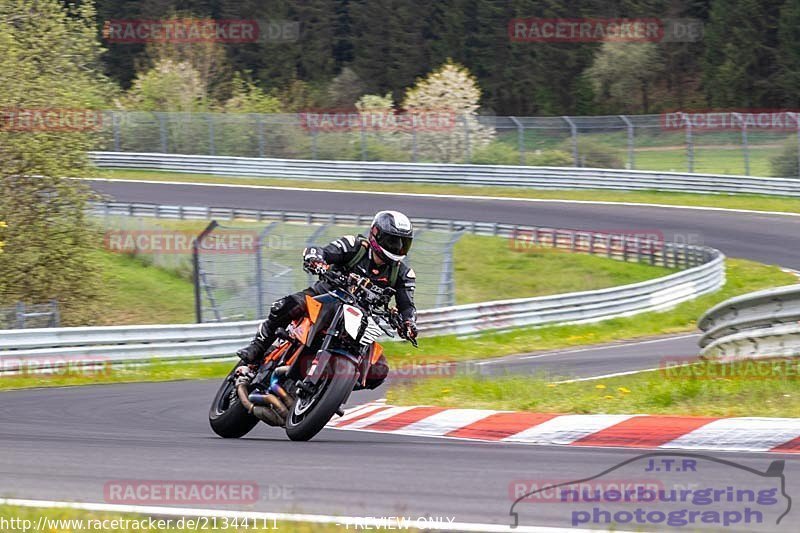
(327, 402), (800, 453)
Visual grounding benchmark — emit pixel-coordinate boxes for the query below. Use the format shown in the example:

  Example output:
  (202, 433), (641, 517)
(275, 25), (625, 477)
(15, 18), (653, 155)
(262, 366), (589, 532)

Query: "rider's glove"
(233, 364), (256, 387)
(303, 248), (328, 274)
(404, 320), (418, 340)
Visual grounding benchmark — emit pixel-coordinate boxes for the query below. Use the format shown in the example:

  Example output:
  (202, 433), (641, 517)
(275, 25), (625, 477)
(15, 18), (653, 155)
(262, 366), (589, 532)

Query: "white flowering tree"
(402, 60), (493, 162)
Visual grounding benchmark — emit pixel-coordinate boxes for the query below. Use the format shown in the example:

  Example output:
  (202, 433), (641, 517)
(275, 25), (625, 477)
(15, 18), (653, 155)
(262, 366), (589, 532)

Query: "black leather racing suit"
(244, 234), (416, 389)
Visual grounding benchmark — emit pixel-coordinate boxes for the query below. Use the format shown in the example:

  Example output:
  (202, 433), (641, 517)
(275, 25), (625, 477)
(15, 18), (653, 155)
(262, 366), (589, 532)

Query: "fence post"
(510, 116), (524, 165)
(112, 111), (121, 151)
(411, 120), (418, 163)
(257, 114), (266, 157)
(619, 115), (635, 169)
(157, 113), (168, 153)
(734, 112), (750, 176)
(50, 300), (60, 327)
(463, 113), (471, 163)
(360, 121), (367, 161)
(207, 114), (216, 156)
(685, 119), (694, 173)
(796, 116), (800, 180)
(15, 302), (24, 329)
(562, 116), (579, 166)
(193, 220), (219, 323)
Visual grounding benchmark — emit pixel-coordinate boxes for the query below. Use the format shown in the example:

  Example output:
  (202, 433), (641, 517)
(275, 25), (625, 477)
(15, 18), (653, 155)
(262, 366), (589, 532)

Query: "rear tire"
(209, 362), (259, 438)
(285, 357), (356, 441)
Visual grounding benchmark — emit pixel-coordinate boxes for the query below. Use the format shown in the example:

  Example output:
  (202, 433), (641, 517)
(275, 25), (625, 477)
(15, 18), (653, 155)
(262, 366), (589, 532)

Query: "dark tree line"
(88, 0), (800, 115)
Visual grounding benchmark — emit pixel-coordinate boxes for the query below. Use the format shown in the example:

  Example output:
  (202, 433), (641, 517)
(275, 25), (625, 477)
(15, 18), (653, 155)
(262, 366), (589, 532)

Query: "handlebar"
(310, 267), (417, 347)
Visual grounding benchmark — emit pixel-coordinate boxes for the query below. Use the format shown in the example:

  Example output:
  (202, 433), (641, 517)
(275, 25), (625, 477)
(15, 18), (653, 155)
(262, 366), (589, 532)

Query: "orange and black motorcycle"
(209, 267), (416, 441)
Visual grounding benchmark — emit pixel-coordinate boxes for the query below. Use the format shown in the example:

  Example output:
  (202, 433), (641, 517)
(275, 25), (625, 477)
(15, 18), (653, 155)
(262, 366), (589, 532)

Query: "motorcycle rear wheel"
(285, 357), (356, 441)
(209, 361), (259, 438)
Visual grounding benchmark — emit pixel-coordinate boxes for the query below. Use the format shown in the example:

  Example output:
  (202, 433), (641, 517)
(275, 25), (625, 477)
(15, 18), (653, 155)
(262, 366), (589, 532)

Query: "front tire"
(209, 362), (259, 438)
(285, 357), (356, 441)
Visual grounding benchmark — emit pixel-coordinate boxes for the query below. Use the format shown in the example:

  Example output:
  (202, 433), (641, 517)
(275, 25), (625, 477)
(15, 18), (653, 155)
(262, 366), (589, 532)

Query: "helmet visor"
(376, 231), (413, 256)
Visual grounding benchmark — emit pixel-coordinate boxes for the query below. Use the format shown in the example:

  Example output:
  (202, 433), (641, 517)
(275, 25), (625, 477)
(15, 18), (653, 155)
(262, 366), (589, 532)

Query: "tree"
(702, 0), (783, 107)
(0, 0), (112, 324)
(585, 41), (664, 113)
(402, 60), (493, 162)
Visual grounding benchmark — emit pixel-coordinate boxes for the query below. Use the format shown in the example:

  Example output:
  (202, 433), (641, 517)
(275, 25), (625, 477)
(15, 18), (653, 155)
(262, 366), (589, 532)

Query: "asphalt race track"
(2, 179), (799, 531)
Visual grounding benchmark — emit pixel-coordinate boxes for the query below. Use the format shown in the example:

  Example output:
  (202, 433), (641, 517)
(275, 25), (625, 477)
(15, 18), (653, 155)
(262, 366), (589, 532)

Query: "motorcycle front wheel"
(209, 361), (259, 438)
(285, 356), (356, 441)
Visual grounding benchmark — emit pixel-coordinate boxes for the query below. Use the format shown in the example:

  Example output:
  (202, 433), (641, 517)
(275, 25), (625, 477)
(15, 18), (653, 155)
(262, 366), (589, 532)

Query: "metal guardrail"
(698, 284), (800, 359)
(0, 202), (725, 367)
(90, 152), (800, 196)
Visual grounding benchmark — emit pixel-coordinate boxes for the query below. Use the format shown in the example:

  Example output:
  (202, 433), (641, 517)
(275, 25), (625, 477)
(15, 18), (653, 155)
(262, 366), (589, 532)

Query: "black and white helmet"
(368, 210), (414, 263)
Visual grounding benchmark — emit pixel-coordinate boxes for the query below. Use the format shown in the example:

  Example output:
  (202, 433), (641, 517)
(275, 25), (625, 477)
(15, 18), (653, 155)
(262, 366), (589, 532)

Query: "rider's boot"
(236, 321), (276, 365)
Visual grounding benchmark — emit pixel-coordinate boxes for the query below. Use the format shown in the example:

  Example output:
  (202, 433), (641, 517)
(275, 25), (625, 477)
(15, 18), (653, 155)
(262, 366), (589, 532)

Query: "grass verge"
(1, 258), (793, 393)
(386, 359), (800, 418)
(92, 169), (800, 215)
(382, 258), (796, 365)
(93, 250), (195, 325)
(0, 505), (356, 532)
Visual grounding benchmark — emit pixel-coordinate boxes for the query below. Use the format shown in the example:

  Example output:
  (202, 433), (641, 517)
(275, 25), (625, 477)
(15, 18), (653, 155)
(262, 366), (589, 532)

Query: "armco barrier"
(89, 152), (800, 196)
(0, 206), (725, 368)
(698, 284), (800, 359)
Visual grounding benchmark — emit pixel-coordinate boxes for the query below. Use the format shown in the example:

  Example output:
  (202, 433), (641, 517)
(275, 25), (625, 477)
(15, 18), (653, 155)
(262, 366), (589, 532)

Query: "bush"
(770, 140), (799, 178)
(471, 142), (521, 165)
(527, 149), (574, 166)
(557, 137), (624, 168)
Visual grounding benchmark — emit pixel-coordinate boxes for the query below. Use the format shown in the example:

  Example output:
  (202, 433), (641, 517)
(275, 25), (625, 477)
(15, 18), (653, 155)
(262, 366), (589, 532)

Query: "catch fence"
(94, 111), (800, 177)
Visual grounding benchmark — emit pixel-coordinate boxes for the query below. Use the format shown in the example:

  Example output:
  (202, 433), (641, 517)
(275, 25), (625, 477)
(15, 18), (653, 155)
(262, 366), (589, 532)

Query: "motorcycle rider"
(235, 210), (418, 389)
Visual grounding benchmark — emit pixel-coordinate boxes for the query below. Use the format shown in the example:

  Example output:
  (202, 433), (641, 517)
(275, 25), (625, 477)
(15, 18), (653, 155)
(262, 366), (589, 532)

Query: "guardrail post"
(562, 116), (579, 166)
(619, 115), (635, 169)
(50, 300), (60, 327)
(510, 116), (524, 165)
(796, 116), (800, 180)
(360, 121), (367, 161)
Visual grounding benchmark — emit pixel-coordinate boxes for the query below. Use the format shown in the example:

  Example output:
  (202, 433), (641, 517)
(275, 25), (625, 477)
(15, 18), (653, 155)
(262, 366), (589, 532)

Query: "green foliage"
(0, 0), (112, 324)
(769, 139), (799, 178)
(558, 138), (623, 168)
(585, 41), (664, 113)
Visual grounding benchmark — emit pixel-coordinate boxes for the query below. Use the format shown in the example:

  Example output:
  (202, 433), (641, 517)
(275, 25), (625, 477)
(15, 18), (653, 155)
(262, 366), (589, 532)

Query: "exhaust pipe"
(237, 384), (284, 426)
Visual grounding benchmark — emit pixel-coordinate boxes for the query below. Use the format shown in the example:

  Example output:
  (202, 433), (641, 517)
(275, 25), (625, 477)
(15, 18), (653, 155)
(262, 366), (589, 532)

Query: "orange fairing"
(306, 295), (322, 323)
(293, 317), (313, 345)
(370, 343), (384, 365)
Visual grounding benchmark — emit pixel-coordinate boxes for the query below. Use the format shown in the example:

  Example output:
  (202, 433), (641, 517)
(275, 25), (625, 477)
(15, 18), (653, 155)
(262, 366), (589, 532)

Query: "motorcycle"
(209, 266), (417, 441)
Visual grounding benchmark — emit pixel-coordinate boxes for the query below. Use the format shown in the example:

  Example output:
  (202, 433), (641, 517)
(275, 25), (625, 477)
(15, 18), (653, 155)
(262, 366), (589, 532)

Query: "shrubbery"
(770, 140), (799, 178)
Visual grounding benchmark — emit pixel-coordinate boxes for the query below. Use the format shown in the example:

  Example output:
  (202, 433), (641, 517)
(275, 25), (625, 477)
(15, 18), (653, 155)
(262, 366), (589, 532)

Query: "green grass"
(635, 145), (781, 176)
(0, 358), (232, 391)
(3, 258), (793, 393)
(381, 258), (797, 365)
(0, 505), (357, 532)
(92, 169), (800, 215)
(386, 359), (800, 417)
(93, 250), (195, 325)
(454, 235), (674, 304)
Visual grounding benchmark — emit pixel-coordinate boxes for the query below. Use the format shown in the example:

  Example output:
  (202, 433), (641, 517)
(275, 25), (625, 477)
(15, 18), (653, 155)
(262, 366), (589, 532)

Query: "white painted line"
(0, 497), (621, 533)
(394, 408), (498, 437)
(551, 366), (663, 384)
(662, 417), (800, 452)
(476, 334), (699, 365)
(503, 414), (635, 445)
(83, 177), (800, 219)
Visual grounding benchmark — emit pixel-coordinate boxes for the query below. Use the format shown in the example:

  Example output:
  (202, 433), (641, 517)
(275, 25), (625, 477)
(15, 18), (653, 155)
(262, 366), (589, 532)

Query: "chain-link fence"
(193, 220), (463, 323)
(0, 301), (60, 329)
(95, 111), (800, 177)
